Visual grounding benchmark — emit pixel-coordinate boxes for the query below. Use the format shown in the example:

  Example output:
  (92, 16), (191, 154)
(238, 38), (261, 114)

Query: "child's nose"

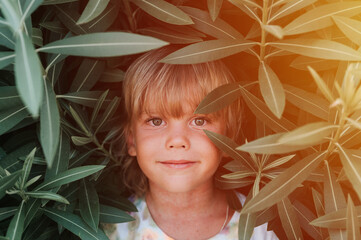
(165, 125), (190, 150)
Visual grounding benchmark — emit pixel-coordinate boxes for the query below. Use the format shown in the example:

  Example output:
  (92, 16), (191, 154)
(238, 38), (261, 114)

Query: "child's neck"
(145, 180), (232, 240)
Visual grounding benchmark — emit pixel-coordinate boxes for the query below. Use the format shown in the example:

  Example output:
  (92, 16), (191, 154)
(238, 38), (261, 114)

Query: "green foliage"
(1, 0), (361, 239)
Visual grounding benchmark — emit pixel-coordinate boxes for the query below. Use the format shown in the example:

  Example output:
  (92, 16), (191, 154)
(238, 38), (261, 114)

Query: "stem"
(260, 0), (269, 60)
(91, 135), (117, 163)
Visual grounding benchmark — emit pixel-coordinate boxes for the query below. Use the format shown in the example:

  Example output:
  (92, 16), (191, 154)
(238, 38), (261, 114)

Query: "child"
(104, 46), (278, 240)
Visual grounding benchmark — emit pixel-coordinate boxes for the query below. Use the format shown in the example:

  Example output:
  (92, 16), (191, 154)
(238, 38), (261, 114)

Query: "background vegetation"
(1, 0), (361, 239)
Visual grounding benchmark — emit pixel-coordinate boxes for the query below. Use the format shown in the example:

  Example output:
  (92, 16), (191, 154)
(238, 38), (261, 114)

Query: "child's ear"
(126, 130), (137, 157)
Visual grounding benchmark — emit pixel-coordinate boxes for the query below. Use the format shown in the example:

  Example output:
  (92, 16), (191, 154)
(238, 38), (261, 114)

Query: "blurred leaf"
(242, 151), (326, 213)
(347, 195), (361, 240)
(290, 56), (339, 71)
(99, 195), (138, 212)
(0, 170), (22, 199)
(98, 204), (134, 223)
(19, 147), (36, 189)
(21, 0), (44, 22)
(0, 52), (15, 70)
(94, 96), (119, 135)
(58, 91), (105, 108)
(312, 188), (325, 218)
(207, 0), (223, 21)
(40, 77), (60, 168)
(131, 0), (193, 25)
(138, 27), (202, 44)
(308, 66), (335, 104)
(82, 2), (119, 33)
(34, 165), (105, 191)
(238, 192), (257, 240)
(263, 25), (284, 39)
(31, 28), (42, 47)
(6, 200), (25, 240)
(270, 39), (361, 61)
(239, 86), (296, 133)
(79, 179), (99, 231)
(283, 2), (361, 35)
(277, 197), (303, 240)
(258, 61), (285, 119)
(195, 82), (242, 114)
(268, 0), (317, 23)
(0, 87), (21, 111)
(333, 16), (361, 46)
(0, 105), (28, 135)
(293, 200), (322, 240)
(45, 131), (70, 180)
(180, 6), (243, 39)
(0, 27), (15, 49)
(70, 59), (106, 92)
(228, 0), (260, 22)
(237, 133), (309, 154)
(204, 130), (256, 171)
(1, 0), (21, 31)
(39, 21), (67, 34)
(0, 207), (17, 222)
(284, 84), (329, 120)
(310, 206), (361, 229)
(15, 31), (43, 117)
(42, 0), (77, 4)
(25, 191), (69, 204)
(99, 68), (124, 83)
(278, 121), (337, 146)
(54, 5), (87, 35)
(39, 32), (169, 57)
(338, 147), (361, 201)
(77, 0), (110, 25)
(160, 39), (255, 64)
(43, 207), (109, 240)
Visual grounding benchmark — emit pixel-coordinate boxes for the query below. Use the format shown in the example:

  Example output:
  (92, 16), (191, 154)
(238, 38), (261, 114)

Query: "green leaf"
(42, 0), (77, 4)
(98, 195), (138, 212)
(333, 16), (361, 46)
(94, 96), (119, 135)
(0, 207), (17, 221)
(160, 39), (255, 64)
(0, 170), (22, 199)
(0, 105), (28, 135)
(268, 0), (317, 23)
(138, 27), (202, 44)
(39, 21), (67, 34)
(71, 136), (92, 147)
(19, 147), (36, 189)
(34, 165), (105, 191)
(258, 61), (285, 119)
(99, 68), (124, 83)
(38, 32), (169, 57)
(207, 0), (223, 21)
(98, 205), (135, 223)
(195, 82), (242, 114)
(24, 198), (41, 229)
(77, 0), (110, 24)
(204, 130), (256, 172)
(0, 0), (21, 31)
(0, 87), (22, 111)
(15, 31), (43, 117)
(239, 86), (296, 133)
(79, 179), (99, 231)
(31, 28), (42, 47)
(57, 91), (105, 108)
(69, 105), (90, 135)
(43, 207), (109, 240)
(90, 90), (108, 127)
(283, 2), (361, 35)
(0, 52), (15, 70)
(0, 26), (15, 49)
(25, 191), (69, 204)
(284, 84), (329, 120)
(277, 197), (303, 240)
(70, 59), (106, 92)
(6, 200), (26, 240)
(131, 0), (193, 25)
(347, 195), (361, 240)
(242, 151), (326, 213)
(21, 0), (44, 22)
(270, 38), (361, 61)
(40, 77), (60, 168)
(338, 147), (361, 201)
(179, 6), (244, 39)
(278, 122), (337, 146)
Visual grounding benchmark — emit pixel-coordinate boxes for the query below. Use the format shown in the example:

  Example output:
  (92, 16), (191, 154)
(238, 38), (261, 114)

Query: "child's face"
(127, 104), (226, 193)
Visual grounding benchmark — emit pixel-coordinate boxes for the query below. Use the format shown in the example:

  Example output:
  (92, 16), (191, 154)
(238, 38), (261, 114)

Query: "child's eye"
(192, 117), (206, 126)
(148, 118), (164, 126)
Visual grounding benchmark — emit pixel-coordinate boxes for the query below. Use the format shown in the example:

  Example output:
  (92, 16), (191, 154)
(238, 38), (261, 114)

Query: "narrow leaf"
(270, 38), (361, 61)
(21, 0), (44, 22)
(242, 151), (327, 213)
(0, 170), (22, 199)
(6, 201), (26, 240)
(79, 179), (99, 231)
(19, 147), (36, 189)
(94, 96), (119, 135)
(208, 0), (223, 21)
(278, 122), (337, 146)
(283, 2), (361, 35)
(34, 165), (105, 191)
(1, 0), (21, 31)
(308, 66), (335, 103)
(98, 205), (134, 223)
(0, 105), (28, 135)
(258, 61), (285, 119)
(277, 197), (303, 240)
(347, 195), (361, 240)
(290, 56), (339, 71)
(0, 207), (17, 222)
(195, 82), (242, 114)
(333, 16), (361, 46)
(15, 31), (43, 117)
(25, 191), (69, 204)
(0, 52), (15, 70)
(77, 0), (110, 24)
(311, 206), (361, 229)
(40, 77), (60, 168)
(238, 192), (257, 240)
(70, 58), (105, 92)
(268, 0), (317, 23)
(58, 91), (105, 108)
(160, 39), (255, 64)
(138, 27), (202, 44)
(39, 32), (169, 57)
(263, 154), (295, 171)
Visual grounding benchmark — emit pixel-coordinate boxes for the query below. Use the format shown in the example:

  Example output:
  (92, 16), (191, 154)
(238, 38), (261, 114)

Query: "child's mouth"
(159, 160), (197, 169)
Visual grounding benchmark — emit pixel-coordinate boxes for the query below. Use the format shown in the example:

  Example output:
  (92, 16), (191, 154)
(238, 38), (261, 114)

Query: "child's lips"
(159, 160), (197, 169)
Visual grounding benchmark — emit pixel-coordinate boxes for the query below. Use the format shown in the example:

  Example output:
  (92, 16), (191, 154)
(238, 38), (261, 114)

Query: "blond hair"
(120, 46), (242, 196)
